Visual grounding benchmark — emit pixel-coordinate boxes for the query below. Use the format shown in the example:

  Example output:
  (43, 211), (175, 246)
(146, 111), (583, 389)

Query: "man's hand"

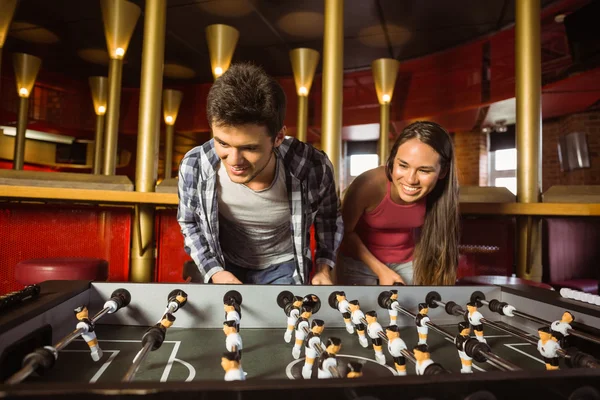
(211, 271), (242, 284)
(377, 266), (405, 286)
(311, 264), (334, 285)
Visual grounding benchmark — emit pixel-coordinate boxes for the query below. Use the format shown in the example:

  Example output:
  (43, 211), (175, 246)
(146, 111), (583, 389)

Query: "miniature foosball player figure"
(365, 311), (386, 364)
(413, 344), (434, 375)
(292, 305), (313, 359)
(302, 319), (326, 379)
(346, 361), (364, 378)
(465, 301), (486, 343)
(551, 311), (574, 348)
(74, 305), (103, 361)
(224, 298), (241, 331)
(454, 321), (473, 374)
(223, 320), (243, 356)
(415, 303), (430, 345)
(221, 351), (245, 381)
(383, 290), (400, 326)
(284, 296), (304, 343)
(384, 325), (407, 376)
(318, 337), (342, 379)
(348, 300), (368, 347)
(333, 291), (354, 333)
(537, 326), (561, 370)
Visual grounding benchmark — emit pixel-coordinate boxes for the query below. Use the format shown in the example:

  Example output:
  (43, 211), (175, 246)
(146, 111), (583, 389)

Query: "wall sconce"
(205, 24), (239, 80)
(89, 76), (108, 174)
(372, 58), (400, 165)
(100, 0), (141, 175)
(12, 53), (41, 170)
(162, 89), (183, 179)
(290, 48), (319, 143)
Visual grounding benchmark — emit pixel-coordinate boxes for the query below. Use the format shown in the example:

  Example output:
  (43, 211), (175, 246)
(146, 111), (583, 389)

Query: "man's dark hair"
(206, 63), (287, 139)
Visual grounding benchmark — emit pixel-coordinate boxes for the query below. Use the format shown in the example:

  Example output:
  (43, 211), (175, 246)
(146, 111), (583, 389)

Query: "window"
(489, 148), (517, 195)
(350, 154), (378, 177)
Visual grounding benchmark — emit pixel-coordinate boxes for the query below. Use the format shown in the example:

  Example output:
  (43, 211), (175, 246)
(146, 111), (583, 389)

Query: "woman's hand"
(377, 266), (405, 286)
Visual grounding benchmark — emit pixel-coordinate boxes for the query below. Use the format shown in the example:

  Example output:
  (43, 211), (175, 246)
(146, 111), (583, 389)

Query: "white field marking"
(442, 338), (485, 372)
(285, 354), (396, 380)
(60, 350), (120, 383)
(159, 341), (196, 382)
(74, 339), (180, 344)
(504, 343), (545, 365)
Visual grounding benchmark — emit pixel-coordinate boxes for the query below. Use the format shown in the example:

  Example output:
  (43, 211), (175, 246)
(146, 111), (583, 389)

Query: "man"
(178, 63), (342, 285)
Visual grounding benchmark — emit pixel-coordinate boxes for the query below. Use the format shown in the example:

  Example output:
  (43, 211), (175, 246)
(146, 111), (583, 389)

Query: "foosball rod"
(122, 290), (188, 382)
(472, 293), (600, 346)
(389, 305), (521, 372)
(428, 293), (600, 369)
(4, 289), (131, 385)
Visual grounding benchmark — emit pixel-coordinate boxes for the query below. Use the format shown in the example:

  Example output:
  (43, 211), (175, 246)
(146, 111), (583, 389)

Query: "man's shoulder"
(279, 137), (333, 179)
(180, 139), (219, 182)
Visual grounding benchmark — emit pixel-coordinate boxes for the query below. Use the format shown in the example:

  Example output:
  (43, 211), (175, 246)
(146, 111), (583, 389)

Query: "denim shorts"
(338, 254), (414, 285)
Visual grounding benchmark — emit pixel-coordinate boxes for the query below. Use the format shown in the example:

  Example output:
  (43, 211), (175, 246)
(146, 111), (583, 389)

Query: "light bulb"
(165, 115), (174, 125)
(115, 48), (125, 58)
(298, 86), (308, 96)
(98, 105), (106, 115)
(19, 88), (29, 97)
(382, 94), (391, 103)
(214, 67), (223, 77)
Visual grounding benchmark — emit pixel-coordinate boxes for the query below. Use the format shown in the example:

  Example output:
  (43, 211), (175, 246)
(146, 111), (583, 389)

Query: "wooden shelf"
(0, 185), (178, 206)
(460, 202), (600, 216)
(1, 185), (600, 216)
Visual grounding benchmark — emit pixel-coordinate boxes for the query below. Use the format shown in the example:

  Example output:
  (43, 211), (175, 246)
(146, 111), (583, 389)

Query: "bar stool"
(15, 257), (109, 285)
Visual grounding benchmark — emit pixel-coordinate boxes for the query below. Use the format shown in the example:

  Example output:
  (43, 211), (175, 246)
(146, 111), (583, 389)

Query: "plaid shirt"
(177, 137), (343, 284)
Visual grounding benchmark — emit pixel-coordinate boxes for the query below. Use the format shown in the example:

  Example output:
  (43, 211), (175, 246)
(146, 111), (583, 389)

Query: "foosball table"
(1, 280), (600, 400)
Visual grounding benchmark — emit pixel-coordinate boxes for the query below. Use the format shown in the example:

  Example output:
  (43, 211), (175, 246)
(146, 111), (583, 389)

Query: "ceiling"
(4, 0), (559, 87)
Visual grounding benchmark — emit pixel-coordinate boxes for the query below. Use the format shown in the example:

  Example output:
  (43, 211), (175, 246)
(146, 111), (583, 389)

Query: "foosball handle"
(106, 288), (132, 313)
(22, 346), (58, 374)
(0, 285), (41, 312)
(423, 363), (449, 375)
(142, 326), (167, 351)
(487, 299), (510, 315)
(443, 301), (463, 317)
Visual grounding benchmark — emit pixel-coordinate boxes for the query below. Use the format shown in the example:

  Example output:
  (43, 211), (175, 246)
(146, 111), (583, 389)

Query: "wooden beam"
(1, 185), (600, 216)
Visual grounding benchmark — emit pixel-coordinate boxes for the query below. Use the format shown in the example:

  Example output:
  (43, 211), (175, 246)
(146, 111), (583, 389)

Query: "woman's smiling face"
(390, 138), (444, 204)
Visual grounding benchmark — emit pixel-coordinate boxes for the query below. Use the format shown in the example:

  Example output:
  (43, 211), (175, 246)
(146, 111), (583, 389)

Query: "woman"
(339, 121), (459, 285)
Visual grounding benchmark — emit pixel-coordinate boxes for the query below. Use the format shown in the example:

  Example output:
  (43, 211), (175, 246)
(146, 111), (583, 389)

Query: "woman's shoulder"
(346, 166), (387, 203)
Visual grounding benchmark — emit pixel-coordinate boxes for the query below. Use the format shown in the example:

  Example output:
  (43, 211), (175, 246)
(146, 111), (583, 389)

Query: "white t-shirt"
(224, 368), (245, 381)
(225, 333), (243, 352)
(415, 359), (434, 375)
(388, 338), (407, 357)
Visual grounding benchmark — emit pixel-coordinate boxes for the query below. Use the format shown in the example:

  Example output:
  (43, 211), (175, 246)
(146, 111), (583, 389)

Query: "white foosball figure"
(413, 344), (435, 375)
(333, 291), (354, 334)
(292, 305), (313, 359)
(384, 325), (407, 376)
(317, 337), (342, 379)
(223, 320), (243, 355)
(365, 311), (386, 364)
(346, 361), (364, 378)
(222, 351), (245, 381)
(551, 311), (574, 347)
(302, 319), (325, 379)
(348, 300), (368, 347)
(224, 298), (241, 331)
(74, 306), (103, 361)
(466, 301), (486, 343)
(415, 303), (430, 345)
(385, 290), (400, 326)
(537, 326), (561, 370)
(284, 296), (304, 343)
(454, 322), (473, 373)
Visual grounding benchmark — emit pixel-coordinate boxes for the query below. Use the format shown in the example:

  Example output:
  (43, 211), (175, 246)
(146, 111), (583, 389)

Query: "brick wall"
(453, 131), (489, 186)
(542, 111), (600, 190)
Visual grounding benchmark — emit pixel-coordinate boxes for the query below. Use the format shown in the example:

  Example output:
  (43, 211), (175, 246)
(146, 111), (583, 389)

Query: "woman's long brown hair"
(385, 121), (460, 285)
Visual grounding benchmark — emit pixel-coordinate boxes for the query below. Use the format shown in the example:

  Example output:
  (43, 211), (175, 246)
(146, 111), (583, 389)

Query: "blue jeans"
(338, 254), (414, 285)
(226, 260), (296, 284)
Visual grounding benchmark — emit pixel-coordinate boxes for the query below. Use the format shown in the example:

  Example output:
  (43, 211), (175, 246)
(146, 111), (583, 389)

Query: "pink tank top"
(356, 181), (426, 263)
